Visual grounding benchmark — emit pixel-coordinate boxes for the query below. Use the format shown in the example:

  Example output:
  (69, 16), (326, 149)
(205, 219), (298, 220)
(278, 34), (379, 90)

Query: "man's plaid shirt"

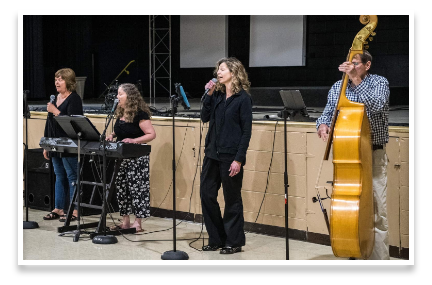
(316, 74), (390, 146)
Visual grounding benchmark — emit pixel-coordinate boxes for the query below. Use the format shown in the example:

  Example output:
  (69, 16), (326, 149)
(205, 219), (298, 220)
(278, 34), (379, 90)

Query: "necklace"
(59, 91), (72, 100)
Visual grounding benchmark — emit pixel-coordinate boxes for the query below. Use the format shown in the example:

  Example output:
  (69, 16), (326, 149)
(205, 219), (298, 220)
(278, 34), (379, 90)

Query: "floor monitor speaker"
(26, 148), (54, 211)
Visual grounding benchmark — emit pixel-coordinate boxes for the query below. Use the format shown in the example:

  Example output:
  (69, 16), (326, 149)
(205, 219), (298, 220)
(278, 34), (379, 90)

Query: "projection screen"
(180, 15), (227, 68)
(249, 15), (306, 67)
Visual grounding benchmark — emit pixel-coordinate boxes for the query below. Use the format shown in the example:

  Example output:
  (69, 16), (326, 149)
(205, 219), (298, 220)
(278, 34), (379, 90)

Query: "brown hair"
(213, 57), (251, 94)
(115, 83), (151, 123)
(358, 50), (372, 64)
(55, 68), (76, 91)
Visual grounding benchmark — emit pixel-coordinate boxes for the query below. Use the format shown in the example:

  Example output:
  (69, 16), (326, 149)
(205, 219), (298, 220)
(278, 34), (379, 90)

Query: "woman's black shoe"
(202, 245), (222, 251)
(220, 246), (242, 254)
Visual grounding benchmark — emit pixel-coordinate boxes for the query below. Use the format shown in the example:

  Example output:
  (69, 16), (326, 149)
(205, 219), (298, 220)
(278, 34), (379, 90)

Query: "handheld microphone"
(201, 78), (218, 101)
(48, 95), (56, 118)
(111, 99), (119, 113)
(179, 85), (190, 109)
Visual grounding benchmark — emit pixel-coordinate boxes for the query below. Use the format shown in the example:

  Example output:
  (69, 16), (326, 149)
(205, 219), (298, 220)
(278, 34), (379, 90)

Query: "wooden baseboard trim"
(150, 208), (408, 259)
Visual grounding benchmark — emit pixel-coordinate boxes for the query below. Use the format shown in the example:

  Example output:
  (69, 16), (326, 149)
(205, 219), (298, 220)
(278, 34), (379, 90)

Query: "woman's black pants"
(200, 156), (246, 247)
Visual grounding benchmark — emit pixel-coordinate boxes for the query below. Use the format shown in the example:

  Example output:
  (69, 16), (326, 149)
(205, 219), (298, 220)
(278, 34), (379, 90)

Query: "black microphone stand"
(92, 108), (118, 244)
(161, 85), (189, 260)
(278, 107), (291, 260)
(23, 90), (39, 229)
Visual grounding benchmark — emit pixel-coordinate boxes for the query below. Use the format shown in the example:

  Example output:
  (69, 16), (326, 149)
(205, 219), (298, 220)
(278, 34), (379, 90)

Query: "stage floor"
(23, 208), (402, 261)
(28, 97), (409, 126)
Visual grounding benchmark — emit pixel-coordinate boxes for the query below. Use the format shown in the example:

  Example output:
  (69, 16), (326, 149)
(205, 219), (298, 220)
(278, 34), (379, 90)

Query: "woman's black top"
(43, 91), (83, 157)
(201, 89), (253, 165)
(114, 110), (150, 142)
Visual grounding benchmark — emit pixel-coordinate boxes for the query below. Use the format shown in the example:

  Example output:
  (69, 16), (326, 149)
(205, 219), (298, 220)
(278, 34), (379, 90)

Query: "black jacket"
(201, 89), (252, 164)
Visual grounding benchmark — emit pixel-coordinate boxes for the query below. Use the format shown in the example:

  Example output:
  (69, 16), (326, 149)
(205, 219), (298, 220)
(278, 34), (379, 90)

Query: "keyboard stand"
(43, 116), (149, 239)
(58, 157), (136, 236)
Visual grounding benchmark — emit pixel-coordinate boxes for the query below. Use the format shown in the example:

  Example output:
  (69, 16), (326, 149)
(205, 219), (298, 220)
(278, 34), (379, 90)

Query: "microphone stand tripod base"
(92, 234), (118, 244)
(23, 221), (39, 229)
(161, 250), (189, 260)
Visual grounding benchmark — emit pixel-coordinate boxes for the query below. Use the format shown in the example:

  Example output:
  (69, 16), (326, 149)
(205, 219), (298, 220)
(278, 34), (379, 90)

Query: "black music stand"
(277, 90), (309, 260)
(54, 115), (117, 243)
(279, 90), (309, 120)
(276, 107), (291, 260)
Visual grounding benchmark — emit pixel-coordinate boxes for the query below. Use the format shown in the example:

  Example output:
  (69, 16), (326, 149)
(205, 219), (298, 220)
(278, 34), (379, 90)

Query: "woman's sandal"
(109, 225), (143, 233)
(109, 224), (127, 231)
(59, 215), (77, 222)
(43, 212), (60, 220)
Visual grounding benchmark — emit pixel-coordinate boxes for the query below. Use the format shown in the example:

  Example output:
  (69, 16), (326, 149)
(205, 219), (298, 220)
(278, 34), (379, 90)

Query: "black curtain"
(23, 15), (93, 100)
(23, 15), (45, 99)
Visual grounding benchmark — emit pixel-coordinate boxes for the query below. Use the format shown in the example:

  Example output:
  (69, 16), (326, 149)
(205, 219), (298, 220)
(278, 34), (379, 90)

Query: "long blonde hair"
(115, 83), (151, 123)
(213, 57), (251, 94)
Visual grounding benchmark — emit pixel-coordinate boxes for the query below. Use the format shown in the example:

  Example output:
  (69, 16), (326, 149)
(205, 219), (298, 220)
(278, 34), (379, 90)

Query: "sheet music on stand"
(279, 90), (310, 119)
(55, 115), (101, 141)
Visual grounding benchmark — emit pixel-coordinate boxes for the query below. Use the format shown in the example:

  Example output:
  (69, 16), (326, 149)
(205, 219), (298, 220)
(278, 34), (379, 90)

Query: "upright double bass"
(323, 15), (378, 259)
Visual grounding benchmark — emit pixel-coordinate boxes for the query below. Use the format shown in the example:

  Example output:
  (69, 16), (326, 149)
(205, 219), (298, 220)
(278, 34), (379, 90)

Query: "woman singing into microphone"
(106, 83), (156, 233)
(200, 57), (253, 254)
(42, 68), (83, 222)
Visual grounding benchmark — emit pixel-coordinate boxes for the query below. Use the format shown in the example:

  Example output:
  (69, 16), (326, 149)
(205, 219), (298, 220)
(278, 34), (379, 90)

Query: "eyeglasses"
(352, 62), (362, 66)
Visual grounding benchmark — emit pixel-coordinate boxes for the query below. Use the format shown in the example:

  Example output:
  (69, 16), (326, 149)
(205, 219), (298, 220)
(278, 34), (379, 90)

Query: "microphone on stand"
(178, 85), (190, 109)
(23, 90), (30, 118)
(111, 99), (119, 114)
(201, 78), (218, 102)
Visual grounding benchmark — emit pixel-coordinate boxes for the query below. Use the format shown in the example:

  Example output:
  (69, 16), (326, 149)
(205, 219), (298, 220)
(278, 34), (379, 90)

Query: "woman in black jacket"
(42, 68), (83, 221)
(200, 57), (252, 254)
